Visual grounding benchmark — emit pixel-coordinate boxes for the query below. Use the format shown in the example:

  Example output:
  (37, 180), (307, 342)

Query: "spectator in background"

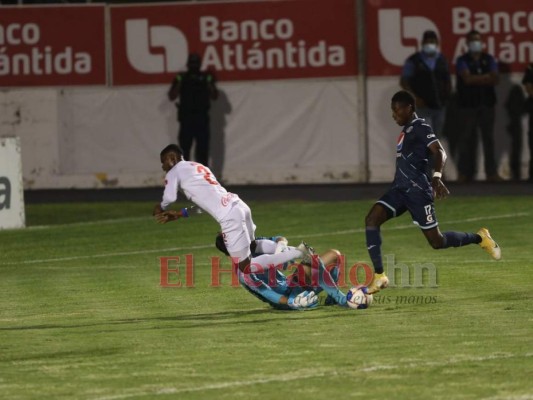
(502, 62), (526, 181)
(168, 53), (218, 167)
(400, 30), (451, 139)
(523, 63), (533, 182)
(455, 30), (502, 182)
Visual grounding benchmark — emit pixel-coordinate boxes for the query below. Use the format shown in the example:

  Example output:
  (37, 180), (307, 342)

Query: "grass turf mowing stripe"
(2, 211), (527, 266)
(90, 352), (532, 400)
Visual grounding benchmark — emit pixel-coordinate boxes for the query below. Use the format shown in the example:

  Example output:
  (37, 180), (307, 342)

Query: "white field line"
(92, 369), (332, 400)
(483, 395), (533, 400)
(25, 216), (152, 230)
(452, 259), (526, 264)
(0, 245), (213, 266)
(92, 352), (532, 400)
(303, 212), (529, 239)
(1, 212), (527, 266)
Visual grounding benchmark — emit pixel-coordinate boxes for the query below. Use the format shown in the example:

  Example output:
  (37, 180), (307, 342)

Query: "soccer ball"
(346, 286), (373, 309)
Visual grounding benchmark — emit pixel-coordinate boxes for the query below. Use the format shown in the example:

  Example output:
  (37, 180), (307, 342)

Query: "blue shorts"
(377, 186), (438, 230)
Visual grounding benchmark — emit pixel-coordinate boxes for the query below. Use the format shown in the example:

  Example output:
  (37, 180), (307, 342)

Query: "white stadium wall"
(0, 76), (530, 189)
(0, 79), (362, 189)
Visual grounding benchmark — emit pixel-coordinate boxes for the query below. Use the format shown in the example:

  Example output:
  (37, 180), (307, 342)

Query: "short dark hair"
(187, 53), (201, 69)
(160, 144), (183, 157)
(215, 233), (229, 256)
(391, 90), (416, 111)
(467, 30), (480, 40)
(422, 30), (438, 42)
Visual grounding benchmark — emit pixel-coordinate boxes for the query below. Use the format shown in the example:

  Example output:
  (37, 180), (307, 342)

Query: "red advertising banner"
(0, 6), (106, 87)
(366, 0), (533, 76)
(110, 0), (357, 85)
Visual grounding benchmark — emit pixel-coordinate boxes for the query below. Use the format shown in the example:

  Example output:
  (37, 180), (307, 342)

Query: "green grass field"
(1, 196), (532, 400)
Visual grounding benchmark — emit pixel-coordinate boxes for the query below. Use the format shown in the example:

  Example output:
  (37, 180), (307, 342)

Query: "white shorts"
(219, 200), (256, 262)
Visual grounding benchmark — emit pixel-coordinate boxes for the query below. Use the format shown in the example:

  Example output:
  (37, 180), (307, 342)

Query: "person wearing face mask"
(455, 30), (502, 182)
(400, 30), (451, 142)
(168, 53), (219, 166)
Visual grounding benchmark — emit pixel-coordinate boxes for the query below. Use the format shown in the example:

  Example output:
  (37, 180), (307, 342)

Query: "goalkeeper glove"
(288, 290), (318, 310)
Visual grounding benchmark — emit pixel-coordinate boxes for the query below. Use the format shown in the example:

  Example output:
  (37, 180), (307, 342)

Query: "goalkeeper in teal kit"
(215, 234), (349, 310)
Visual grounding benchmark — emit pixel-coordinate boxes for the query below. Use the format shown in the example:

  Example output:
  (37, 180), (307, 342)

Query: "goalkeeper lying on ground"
(215, 234), (349, 310)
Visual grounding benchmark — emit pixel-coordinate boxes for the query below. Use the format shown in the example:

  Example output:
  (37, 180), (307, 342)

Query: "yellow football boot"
(367, 272), (389, 294)
(477, 228), (502, 260)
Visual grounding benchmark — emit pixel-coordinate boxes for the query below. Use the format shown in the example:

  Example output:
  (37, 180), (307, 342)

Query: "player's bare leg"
(422, 227), (446, 249)
(237, 257), (252, 273)
(320, 249), (341, 268)
(365, 204), (391, 294)
(298, 249), (341, 286)
(297, 249), (348, 307)
(316, 249), (344, 305)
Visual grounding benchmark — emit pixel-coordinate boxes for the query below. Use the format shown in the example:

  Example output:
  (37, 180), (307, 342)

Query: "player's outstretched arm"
(428, 141), (450, 200)
(154, 207), (193, 224)
(155, 210), (180, 224)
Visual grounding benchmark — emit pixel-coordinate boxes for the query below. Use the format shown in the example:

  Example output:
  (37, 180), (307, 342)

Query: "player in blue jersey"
(215, 234), (349, 310)
(364, 90), (501, 294)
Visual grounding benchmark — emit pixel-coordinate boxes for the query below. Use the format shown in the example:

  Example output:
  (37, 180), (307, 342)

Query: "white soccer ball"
(346, 286), (373, 309)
